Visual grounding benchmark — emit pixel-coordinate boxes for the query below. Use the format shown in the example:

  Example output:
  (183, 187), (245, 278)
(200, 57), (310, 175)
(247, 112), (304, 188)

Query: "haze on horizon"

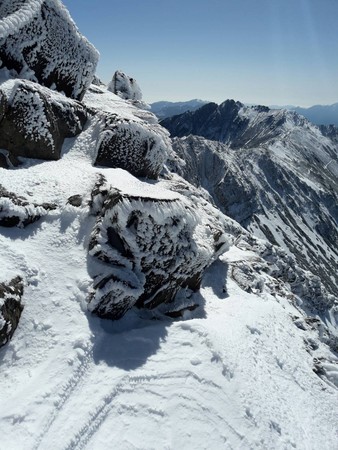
(62, 0), (338, 108)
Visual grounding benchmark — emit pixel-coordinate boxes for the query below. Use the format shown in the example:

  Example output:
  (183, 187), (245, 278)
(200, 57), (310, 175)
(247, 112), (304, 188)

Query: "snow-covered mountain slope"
(0, 81), (337, 448)
(0, 2), (337, 449)
(169, 131), (338, 298)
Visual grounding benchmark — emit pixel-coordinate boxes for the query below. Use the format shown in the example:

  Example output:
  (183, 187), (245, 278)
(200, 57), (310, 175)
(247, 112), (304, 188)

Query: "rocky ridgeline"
(0, 0), (337, 383)
(166, 112), (338, 299)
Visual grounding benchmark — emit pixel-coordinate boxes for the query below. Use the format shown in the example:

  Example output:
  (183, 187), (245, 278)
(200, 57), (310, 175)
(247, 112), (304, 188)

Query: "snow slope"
(0, 82), (337, 449)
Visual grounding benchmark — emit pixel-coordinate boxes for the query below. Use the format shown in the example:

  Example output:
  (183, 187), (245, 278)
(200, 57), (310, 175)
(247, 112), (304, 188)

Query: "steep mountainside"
(165, 105), (338, 299)
(0, 2), (337, 449)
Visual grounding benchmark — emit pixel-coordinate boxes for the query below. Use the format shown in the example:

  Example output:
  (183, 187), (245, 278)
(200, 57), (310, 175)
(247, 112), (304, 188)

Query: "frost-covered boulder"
(88, 176), (229, 319)
(108, 70), (142, 102)
(0, 184), (57, 227)
(0, 276), (24, 347)
(0, 0), (99, 100)
(95, 112), (168, 179)
(0, 79), (87, 163)
(82, 81), (170, 179)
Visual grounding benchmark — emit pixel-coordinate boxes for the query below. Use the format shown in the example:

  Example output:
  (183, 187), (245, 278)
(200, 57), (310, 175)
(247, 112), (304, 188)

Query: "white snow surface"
(0, 82), (337, 449)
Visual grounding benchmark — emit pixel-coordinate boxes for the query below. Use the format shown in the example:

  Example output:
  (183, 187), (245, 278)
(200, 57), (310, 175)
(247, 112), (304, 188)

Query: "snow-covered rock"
(0, 78), (87, 163)
(0, 0), (99, 100)
(0, 184), (56, 227)
(88, 175), (229, 319)
(83, 84), (170, 179)
(0, 276), (24, 347)
(107, 70), (142, 102)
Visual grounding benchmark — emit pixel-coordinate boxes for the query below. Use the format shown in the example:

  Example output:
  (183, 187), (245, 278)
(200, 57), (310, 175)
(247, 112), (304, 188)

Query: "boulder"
(0, 184), (57, 227)
(0, 0), (99, 100)
(0, 276), (24, 347)
(107, 70), (142, 102)
(0, 79), (87, 162)
(87, 176), (229, 319)
(95, 113), (168, 179)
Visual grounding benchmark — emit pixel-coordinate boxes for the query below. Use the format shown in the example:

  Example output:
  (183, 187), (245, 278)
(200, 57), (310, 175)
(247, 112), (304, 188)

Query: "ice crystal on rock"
(88, 176), (230, 319)
(0, 0), (99, 100)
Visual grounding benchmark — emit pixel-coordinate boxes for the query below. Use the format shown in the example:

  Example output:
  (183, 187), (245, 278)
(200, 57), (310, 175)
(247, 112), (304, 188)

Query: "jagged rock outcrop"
(0, 0), (99, 100)
(0, 79), (87, 163)
(0, 184), (56, 227)
(87, 175), (229, 319)
(0, 276), (24, 347)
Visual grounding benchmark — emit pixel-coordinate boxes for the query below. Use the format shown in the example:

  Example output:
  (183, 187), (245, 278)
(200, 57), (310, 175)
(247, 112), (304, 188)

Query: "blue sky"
(62, 0), (338, 106)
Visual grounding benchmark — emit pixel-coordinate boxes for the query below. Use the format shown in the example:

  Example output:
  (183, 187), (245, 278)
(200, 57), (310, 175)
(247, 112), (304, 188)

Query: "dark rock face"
(0, 79), (87, 162)
(94, 112), (168, 179)
(0, 0), (99, 100)
(88, 176), (228, 319)
(0, 184), (57, 227)
(161, 100), (308, 149)
(0, 276), (24, 347)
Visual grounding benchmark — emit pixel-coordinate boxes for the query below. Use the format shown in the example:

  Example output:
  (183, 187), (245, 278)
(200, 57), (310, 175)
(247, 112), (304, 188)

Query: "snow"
(0, 73), (337, 449)
(0, 221), (337, 449)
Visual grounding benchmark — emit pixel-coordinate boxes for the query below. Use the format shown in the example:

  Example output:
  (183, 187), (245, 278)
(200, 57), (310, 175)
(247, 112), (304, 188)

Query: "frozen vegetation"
(0, 1), (337, 449)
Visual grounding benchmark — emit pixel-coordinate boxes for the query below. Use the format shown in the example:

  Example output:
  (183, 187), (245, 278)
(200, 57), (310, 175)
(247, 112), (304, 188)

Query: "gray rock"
(0, 79), (87, 162)
(169, 129), (338, 299)
(0, 276), (24, 348)
(0, 0), (99, 100)
(87, 176), (229, 320)
(94, 112), (169, 179)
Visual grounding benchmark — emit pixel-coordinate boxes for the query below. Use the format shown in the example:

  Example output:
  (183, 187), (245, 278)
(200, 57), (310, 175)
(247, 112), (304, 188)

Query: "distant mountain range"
(151, 99), (338, 126)
(280, 103), (338, 126)
(150, 99), (209, 119)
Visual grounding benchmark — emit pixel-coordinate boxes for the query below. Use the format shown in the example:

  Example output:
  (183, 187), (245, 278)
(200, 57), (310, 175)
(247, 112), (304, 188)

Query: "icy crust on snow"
(0, 0), (99, 100)
(0, 78), (87, 162)
(88, 176), (229, 319)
